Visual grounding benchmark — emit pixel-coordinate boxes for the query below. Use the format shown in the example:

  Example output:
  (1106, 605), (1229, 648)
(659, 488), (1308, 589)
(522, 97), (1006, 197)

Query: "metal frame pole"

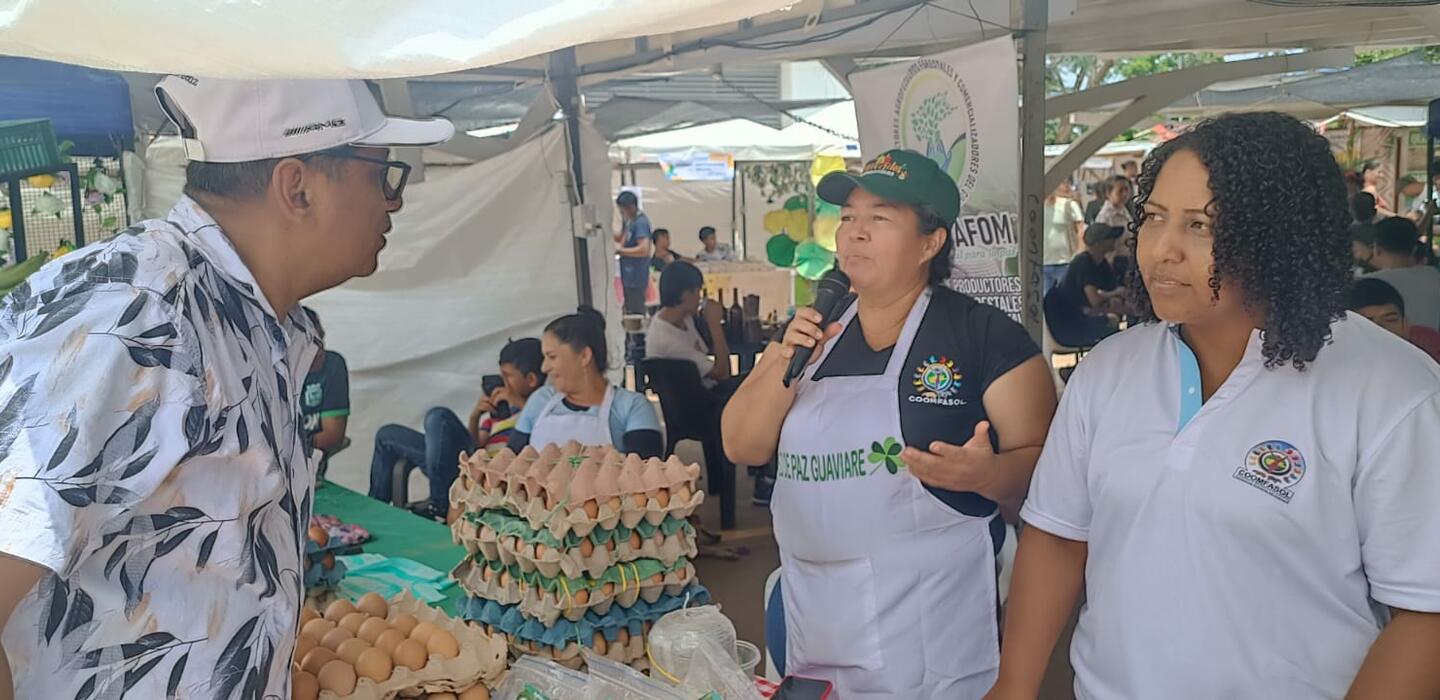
(550, 48), (594, 309)
(1017, 0), (1049, 343)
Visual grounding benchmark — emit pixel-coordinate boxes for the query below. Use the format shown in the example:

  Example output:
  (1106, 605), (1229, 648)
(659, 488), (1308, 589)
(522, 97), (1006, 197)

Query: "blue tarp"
(0, 57), (134, 156)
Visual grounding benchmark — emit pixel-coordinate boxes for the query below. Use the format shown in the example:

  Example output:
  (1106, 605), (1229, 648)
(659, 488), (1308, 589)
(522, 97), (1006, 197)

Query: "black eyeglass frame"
(300, 148), (411, 201)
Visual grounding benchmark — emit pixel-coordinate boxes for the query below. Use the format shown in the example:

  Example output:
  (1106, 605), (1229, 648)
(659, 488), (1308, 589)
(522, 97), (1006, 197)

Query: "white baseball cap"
(155, 76), (455, 163)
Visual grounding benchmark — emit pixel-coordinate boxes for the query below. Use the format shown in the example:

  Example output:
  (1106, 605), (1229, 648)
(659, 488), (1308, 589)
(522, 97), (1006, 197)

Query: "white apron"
(773, 288), (1000, 699)
(528, 386), (616, 449)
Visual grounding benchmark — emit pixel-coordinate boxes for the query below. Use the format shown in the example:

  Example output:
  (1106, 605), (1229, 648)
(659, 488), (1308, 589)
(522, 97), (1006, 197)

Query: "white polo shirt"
(1022, 314), (1440, 699)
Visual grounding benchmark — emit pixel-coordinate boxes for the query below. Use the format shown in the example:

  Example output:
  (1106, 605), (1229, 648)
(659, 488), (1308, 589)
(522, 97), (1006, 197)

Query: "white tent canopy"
(613, 101), (859, 163)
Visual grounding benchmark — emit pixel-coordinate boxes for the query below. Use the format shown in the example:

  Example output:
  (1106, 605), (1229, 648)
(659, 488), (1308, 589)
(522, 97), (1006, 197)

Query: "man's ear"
(270, 158), (311, 214)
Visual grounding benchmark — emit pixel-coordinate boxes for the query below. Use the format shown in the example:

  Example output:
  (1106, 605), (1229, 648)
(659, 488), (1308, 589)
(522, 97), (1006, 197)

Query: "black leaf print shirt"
(0, 197), (320, 699)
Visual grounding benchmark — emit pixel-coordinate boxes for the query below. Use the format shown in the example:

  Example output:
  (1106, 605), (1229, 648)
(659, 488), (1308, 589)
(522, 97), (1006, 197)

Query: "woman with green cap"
(722, 149), (1057, 698)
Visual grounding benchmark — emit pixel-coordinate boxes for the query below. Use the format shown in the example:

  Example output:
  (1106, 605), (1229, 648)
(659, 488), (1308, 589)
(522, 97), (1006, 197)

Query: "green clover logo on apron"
(868, 437), (906, 474)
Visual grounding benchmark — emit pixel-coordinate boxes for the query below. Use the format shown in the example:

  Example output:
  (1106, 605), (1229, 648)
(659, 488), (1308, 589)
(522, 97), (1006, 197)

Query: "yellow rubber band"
(558, 577), (573, 611)
(646, 644), (682, 684)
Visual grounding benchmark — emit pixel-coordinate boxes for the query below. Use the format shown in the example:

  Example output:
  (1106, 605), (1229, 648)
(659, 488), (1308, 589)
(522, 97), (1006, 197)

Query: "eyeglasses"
(302, 149), (411, 201)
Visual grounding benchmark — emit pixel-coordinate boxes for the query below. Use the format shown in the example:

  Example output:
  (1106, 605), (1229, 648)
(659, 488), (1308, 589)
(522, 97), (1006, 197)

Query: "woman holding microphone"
(991, 113), (1440, 699)
(723, 149), (1057, 698)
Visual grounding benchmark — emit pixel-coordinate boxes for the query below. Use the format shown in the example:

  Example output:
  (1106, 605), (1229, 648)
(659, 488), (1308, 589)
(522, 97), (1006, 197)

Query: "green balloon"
(783, 194), (809, 212)
(794, 241), (835, 280)
(766, 234), (798, 267)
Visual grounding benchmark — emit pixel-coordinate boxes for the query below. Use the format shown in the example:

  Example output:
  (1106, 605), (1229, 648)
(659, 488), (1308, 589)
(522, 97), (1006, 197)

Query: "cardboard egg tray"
(452, 510), (697, 580)
(451, 557), (697, 627)
(314, 593), (508, 700)
(505, 628), (648, 670)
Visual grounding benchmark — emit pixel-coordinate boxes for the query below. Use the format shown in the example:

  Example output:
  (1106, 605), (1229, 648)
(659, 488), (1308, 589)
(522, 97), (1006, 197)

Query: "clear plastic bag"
(582, 650), (689, 700)
(674, 636), (764, 700)
(646, 604), (738, 680)
(494, 655), (590, 700)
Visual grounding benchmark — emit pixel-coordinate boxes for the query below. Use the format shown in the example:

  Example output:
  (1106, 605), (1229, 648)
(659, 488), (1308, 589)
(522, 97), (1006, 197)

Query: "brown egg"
(606, 496), (622, 512)
(300, 647), (337, 675)
(336, 638), (371, 665)
(630, 493), (646, 508)
(426, 629), (460, 660)
(292, 670), (320, 700)
(393, 638), (428, 671)
(480, 565), (494, 582)
(391, 613), (419, 637)
(320, 626), (355, 651)
(431, 694), (458, 700)
(674, 485), (692, 504)
(498, 570), (512, 589)
(579, 539), (595, 557)
(339, 612), (367, 635)
(628, 532), (641, 550)
(355, 647), (394, 683)
(293, 635), (316, 664)
(409, 621), (440, 645)
(512, 537), (525, 553)
(655, 488), (671, 508)
(358, 617), (390, 645)
(301, 619), (334, 641)
(604, 539), (616, 552)
(317, 659), (356, 695)
(534, 543), (548, 559)
(322, 553), (336, 569)
(572, 589), (590, 606)
(299, 608), (320, 626)
(600, 582), (615, 597)
(307, 524), (330, 547)
(459, 686), (491, 700)
(375, 629), (407, 656)
(582, 500), (599, 519)
(323, 599), (355, 623)
(356, 592), (389, 619)
(649, 573), (664, 585)
(617, 628), (631, 646)
(591, 631), (608, 655)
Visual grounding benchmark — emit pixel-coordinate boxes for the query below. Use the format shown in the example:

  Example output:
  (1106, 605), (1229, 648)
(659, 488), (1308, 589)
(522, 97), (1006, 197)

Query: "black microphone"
(783, 268), (852, 387)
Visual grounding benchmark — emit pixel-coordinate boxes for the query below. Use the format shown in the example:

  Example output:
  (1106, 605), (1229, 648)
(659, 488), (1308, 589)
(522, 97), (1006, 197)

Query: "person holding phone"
(368, 337), (546, 519)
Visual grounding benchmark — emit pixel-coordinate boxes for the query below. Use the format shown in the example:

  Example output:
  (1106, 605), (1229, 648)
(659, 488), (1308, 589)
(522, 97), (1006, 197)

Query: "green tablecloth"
(312, 480), (468, 614)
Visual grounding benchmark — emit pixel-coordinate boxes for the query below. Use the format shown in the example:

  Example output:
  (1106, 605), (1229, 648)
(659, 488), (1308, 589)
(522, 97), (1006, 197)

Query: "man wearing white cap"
(0, 77), (452, 699)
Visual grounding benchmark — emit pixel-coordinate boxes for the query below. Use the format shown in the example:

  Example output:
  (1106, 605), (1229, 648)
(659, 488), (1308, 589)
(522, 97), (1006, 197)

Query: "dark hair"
(1126, 111), (1350, 369)
(301, 306), (324, 339)
(698, 226), (717, 241)
(653, 228), (670, 240)
(1350, 192), (1377, 223)
(1104, 175), (1131, 198)
(615, 191), (638, 208)
(658, 261), (704, 308)
(545, 306), (609, 372)
(1374, 216), (1420, 255)
(499, 337), (545, 382)
(910, 203), (955, 286)
(1345, 277), (1405, 314)
(184, 151), (345, 200)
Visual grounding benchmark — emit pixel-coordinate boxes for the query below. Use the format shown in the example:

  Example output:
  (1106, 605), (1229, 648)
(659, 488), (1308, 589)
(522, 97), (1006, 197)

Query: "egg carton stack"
(291, 592), (507, 700)
(304, 524), (348, 595)
(449, 442), (708, 671)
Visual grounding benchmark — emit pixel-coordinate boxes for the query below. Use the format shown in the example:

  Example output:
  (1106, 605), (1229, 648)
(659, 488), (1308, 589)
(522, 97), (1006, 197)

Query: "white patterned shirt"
(0, 196), (319, 699)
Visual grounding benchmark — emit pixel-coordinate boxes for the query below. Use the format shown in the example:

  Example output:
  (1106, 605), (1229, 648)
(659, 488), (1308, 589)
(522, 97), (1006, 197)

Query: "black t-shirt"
(810, 287), (1039, 523)
(1057, 251), (1117, 316)
(302, 350), (350, 437)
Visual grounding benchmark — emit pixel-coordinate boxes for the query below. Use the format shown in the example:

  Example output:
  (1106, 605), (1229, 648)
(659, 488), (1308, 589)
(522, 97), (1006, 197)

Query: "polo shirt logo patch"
(1233, 440), (1306, 503)
(910, 355), (965, 407)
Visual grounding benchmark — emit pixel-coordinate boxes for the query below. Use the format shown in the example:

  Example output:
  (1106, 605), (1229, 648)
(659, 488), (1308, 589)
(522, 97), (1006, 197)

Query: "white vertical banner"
(850, 36), (1021, 320)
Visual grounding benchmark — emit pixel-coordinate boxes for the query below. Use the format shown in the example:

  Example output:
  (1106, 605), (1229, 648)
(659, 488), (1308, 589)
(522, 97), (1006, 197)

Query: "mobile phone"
(481, 374), (504, 396)
(774, 676), (833, 700)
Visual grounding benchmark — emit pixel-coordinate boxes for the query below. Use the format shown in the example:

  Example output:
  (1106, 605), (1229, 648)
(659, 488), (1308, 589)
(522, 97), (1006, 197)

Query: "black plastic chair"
(316, 437), (351, 481)
(640, 358), (736, 530)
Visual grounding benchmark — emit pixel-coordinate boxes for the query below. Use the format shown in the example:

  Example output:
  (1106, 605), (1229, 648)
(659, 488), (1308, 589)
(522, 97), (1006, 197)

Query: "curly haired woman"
(987, 112), (1440, 700)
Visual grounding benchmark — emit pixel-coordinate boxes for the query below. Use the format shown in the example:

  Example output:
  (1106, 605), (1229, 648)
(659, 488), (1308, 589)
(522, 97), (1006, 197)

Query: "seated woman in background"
(510, 307), (664, 458)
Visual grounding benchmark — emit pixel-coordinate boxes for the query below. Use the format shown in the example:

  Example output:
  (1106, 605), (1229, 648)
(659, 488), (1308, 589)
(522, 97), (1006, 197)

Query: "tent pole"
(1016, 0), (1048, 343)
(551, 48), (594, 308)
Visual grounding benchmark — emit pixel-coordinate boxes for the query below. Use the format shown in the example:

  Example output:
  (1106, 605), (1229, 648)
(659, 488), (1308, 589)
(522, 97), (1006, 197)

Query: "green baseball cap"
(816, 149), (961, 225)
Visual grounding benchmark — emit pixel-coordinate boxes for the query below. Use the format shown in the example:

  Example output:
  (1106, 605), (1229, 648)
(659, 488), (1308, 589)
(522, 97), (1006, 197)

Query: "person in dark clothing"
(1045, 222), (1125, 347)
(301, 307), (350, 455)
(368, 338), (546, 520)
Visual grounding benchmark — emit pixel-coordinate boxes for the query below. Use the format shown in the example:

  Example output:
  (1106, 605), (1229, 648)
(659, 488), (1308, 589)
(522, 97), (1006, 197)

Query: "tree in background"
(1045, 52), (1221, 144)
